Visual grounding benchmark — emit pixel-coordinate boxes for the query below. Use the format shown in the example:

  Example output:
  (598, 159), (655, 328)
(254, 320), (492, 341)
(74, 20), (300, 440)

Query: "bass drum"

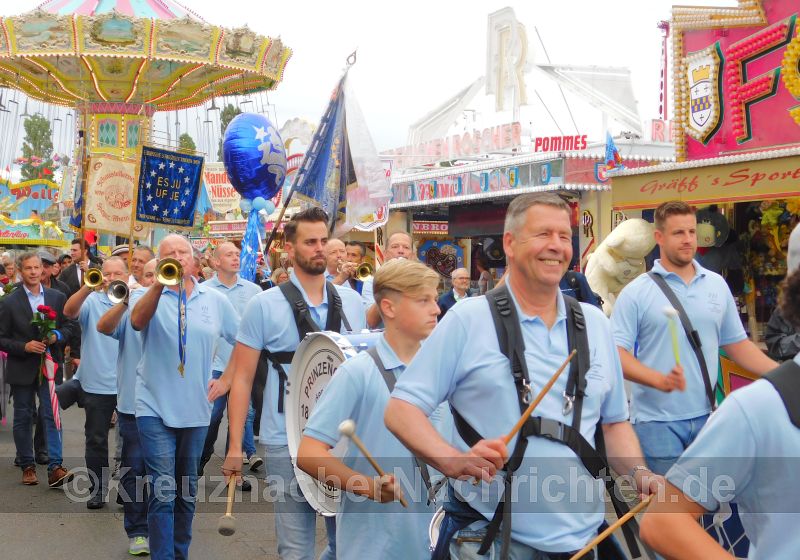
(285, 330), (381, 517)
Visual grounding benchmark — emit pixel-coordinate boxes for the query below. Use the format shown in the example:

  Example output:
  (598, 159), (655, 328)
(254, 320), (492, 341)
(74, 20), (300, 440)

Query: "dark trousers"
(34, 409), (47, 456)
(118, 413), (148, 538)
(11, 381), (62, 471)
(83, 391), (117, 496)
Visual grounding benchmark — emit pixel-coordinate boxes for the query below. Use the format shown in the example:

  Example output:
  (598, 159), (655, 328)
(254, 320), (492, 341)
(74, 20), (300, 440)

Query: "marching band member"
(201, 242), (263, 479)
(221, 208), (366, 560)
(385, 194), (659, 559)
(611, 201), (777, 476)
(296, 258), (441, 559)
(128, 246), (156, 289)
(325, 238), (354, 285)
(64, 256), (129, 509)
(96, 258), (157, 556)
(130, 234), (238, 560)
(365, 231), (413, 328)
(640, 224), (800, 560)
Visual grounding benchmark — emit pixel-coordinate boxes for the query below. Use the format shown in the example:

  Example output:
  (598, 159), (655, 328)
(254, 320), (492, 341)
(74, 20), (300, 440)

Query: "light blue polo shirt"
(205, 275), (262, 373)
(611, 259), (746, 423)
(304, 335), (436, 560)
(666, 359), (800, 559)
(78, 291), (119, 395)
(135, 280), (238, 428)
(237, 271), (366, 445)
(392, 279), (629, 553)
(360, 276), (374, 307)
(107, 288), (145, 415)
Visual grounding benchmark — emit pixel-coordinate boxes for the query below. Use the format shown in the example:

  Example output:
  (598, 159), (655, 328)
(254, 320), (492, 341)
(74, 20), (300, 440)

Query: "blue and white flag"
(69, 164), (83, 230)
(135, 146), (204, 227)
(239, 210), (261, 282)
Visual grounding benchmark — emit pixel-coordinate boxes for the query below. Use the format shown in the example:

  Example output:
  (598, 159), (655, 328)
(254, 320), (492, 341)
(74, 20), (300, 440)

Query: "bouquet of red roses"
(32, 305), (58, 382)
(0, 277), (16, 299)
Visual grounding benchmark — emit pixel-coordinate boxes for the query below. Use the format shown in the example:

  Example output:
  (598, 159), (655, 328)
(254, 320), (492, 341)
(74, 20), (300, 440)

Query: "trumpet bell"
(107, 280), (129, 304)
(84, 268), (104, 289)
(156, 258), (183, 286)
(355, 262), (373, 282)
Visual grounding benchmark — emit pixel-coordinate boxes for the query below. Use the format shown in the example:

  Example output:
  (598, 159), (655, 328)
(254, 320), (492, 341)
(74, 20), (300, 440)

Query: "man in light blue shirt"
(641, 223), (800, 559)
(221, 208), (366, 560)
(64, 256), (129, 509)
(96, 258), (156, 556)
(611, 201), (777, 475)
(130, 234), (238, 560)
(297, 259), (441, 560)
(200, 241), (262, 477)
(385, 194), (657, 557)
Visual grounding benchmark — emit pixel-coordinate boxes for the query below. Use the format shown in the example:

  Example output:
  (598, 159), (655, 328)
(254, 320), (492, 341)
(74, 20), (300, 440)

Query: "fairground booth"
(610, 0), (800, 345)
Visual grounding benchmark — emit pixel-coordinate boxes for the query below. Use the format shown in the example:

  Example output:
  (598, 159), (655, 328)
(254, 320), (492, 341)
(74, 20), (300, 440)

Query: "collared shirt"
(392, 278), (628, 553)
(237, 271), (366, 445)
(78, 291), (119, 395)
(666, 357), (800, 559)
(136, 279), (238, 428)
(360, 276), (374, 308)
(23, 284), (45, 314)
(205, 274), (262, 372)
(611, 259), (746, 422)
(107, 288), (146, 415)
(304, 335), (437, 559)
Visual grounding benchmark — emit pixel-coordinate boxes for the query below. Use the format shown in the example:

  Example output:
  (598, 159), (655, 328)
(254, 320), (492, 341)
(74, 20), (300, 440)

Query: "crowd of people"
(0, 194), (797, 559)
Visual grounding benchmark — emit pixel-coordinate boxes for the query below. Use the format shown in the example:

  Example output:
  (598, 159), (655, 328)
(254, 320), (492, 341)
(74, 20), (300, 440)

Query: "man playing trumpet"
(130, 234), (238, 560)
(64, 256), (129, 509)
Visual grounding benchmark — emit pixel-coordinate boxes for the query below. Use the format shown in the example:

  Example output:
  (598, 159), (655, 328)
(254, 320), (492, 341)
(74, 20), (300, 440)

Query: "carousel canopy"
(0, 2), (291, 111)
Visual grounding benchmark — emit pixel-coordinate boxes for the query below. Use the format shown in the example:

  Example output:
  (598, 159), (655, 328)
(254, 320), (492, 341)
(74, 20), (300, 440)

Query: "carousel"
(0, 0), (292, 235)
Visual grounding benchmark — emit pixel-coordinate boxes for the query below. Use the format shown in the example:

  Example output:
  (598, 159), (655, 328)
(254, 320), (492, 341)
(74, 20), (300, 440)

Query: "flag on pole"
(605, 132), (625, 172)
(42, 350), (61, 431)
(135, 146), (204, 227)
(291, 71), (391, 235)
(239, 210), (261, 282)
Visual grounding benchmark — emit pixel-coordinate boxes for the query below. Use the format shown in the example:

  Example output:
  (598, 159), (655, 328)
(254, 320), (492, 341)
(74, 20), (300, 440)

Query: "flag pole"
(78, 109), (90, 259)
(263, 54), (355, 258)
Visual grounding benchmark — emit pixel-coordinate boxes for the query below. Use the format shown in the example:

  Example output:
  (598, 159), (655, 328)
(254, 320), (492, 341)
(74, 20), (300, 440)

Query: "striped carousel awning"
(37, 0), (203, 20)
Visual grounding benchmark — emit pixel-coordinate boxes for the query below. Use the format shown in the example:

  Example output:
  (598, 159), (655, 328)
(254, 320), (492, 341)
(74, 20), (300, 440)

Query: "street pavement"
(0, 405), (329, 559)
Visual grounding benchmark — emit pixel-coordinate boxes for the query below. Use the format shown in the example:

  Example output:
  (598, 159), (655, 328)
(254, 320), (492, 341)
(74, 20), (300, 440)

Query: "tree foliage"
(217, 104), (242, 161)
(20, 114), (54, 181)
(179, 132), (197, 152)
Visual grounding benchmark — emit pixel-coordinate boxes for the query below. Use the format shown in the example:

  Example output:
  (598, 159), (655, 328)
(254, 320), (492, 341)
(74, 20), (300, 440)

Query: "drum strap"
(448, 285), (641, 559)
(764, 359), (800, 429)
(261, 281), (353, 413)
(647, 271), (717, 411)
(365, 345), (444, 505)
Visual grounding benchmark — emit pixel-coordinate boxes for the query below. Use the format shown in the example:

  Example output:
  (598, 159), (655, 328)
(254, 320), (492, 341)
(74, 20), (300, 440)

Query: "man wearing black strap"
(611, 201), (776, 476)
(386, 193), (658, 559)
(220, 207), (366, 560)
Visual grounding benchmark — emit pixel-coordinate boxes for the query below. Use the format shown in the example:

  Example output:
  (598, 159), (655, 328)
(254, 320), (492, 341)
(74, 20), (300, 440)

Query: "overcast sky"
(9, 0), (735, 155)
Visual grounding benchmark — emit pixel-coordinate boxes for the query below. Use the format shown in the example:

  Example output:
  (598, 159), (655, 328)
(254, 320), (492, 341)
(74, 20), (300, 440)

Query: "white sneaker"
(129, 536), (149, 556)
(249, 455), (264, 472)
(242, 453), (249, 465)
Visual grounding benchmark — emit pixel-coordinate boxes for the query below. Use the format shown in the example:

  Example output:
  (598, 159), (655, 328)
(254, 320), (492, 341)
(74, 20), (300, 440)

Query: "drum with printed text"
(286, 330), (381, 516)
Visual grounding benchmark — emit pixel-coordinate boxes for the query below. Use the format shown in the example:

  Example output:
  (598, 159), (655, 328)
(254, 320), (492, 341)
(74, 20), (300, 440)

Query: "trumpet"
(355, 262), (373, 281)
(156, 258), (183, 286)
(107, 280), (129, 304)
(84, 268), (104, 289)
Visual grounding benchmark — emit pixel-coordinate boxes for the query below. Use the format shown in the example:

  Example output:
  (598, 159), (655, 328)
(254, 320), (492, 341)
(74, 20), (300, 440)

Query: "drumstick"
(663, 307), (681, 365)
(339, 419), (408, 508)
(502, 350), (576, 445)
(217, 475), (237, 536)
(568, 496), (652, 560)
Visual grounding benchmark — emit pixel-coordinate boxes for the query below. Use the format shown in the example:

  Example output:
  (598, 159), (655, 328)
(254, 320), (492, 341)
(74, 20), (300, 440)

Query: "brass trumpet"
(107, 280), (129, 304)
(355, 262), (373, 281)
(84, 268), (104, 289)
(156, 258), (183, 286)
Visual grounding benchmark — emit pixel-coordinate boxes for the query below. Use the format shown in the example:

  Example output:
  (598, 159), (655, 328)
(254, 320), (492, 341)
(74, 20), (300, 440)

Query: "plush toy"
(585, 218), (656, 316)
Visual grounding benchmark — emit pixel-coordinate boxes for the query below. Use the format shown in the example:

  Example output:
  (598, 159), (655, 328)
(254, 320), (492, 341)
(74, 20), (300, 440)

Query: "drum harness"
(254, 281), (352, 415)
(439, 284), (642, 560)
(365, 346), (446, 506)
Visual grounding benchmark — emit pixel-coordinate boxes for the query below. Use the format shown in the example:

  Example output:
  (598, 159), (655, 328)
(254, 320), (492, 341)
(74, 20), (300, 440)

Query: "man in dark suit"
(58, 238), (102, 298)
(438, 267), (473, 320)
(0, 252), (76, 487)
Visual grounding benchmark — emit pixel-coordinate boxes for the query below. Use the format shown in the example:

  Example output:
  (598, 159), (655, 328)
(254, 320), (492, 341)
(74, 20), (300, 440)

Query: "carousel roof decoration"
(0, 0), (292, 110)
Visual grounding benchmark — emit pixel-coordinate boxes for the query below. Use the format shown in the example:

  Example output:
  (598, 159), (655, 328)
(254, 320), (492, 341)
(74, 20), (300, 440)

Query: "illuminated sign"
(532, 134), (587, 152)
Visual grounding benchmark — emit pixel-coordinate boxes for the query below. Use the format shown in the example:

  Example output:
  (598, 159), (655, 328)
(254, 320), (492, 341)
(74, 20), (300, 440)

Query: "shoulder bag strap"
(647, 271), (717, 411)
(325, 281), (352, 332)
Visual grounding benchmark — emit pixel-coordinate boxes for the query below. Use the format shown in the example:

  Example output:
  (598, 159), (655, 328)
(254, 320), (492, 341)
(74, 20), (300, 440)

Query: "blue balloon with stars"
(222, 113), (287, 202)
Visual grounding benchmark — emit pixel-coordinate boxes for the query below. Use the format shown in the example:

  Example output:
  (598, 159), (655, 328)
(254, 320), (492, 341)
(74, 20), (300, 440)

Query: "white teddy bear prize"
(584, 218), (656, 316)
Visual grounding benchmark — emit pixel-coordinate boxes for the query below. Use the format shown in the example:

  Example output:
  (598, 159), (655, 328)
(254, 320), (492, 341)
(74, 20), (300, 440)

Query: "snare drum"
(285, 330), (381, 517)
(428, 507), (445, 551)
